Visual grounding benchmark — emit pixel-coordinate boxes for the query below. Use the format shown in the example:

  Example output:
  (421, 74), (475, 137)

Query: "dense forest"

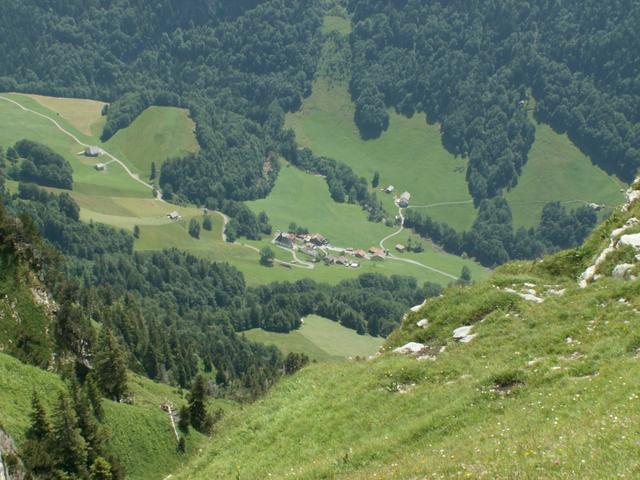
(0, 0), (323, 204)
(0, 0), (633, 263)
(3, 178), (434, 389)
(348, 0), (640, 201)
(404, 198), (597, 267)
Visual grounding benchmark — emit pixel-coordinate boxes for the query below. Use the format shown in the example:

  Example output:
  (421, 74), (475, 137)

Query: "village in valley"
(271, 186), (417, 269)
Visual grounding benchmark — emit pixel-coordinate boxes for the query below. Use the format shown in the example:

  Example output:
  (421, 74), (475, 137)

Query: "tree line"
(404, 199), (597, 267)
(347, 0), (640, 203)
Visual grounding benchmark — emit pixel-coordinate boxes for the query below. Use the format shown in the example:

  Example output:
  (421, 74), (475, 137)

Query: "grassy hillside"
(0, 352), (210, 480)
(172, 187), (640, 479)
(0, 94), (149, 198)
(286, 80), (476, 231)
(105, 106), (199, 180)
(26, 94), (106, 137)
(246, 162), (487, 284)
(244, 315), (384, 361)
(506, 110), (625, 228)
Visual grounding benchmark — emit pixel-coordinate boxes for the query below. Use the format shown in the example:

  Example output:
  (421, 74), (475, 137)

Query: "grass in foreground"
(172, 265), (640, 479)
(244, 315), (384, 361)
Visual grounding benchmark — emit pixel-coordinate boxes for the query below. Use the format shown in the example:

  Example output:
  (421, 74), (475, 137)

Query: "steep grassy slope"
(0, 352), (209, 480)
(244, 315), (384, 361)
(105, 106), (199, 180)
(173, 186), (640, 479)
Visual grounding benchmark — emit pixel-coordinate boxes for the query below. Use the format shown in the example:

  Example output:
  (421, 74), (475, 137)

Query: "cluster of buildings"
(274, 231), (327, 249)
(382, 185), (411, 208)
(273, 229), (392, 268)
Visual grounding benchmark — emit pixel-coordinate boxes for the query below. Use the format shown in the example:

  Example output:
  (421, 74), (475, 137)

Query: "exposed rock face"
(612, 263), (635, 279)
(0, 429), (24, 480)
(619, 233), (640, 250)
(453, 326), (473, 339)
(393, 342), (425, 355)
(416, 318), (429, 329)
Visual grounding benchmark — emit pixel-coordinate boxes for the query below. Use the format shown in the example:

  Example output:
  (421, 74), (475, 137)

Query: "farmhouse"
(95, 163), (106, 171)
(275, 232), (295, 248)
(354, 249), (366, 258)
(167, 211), (181, 220)
(395, 244), (406, 253)
(383, 185), (395, 193)
(85, 146), (102, 157)
(368, 247), (385, 257)
(310, 233), (327, 246)
(398, 191), (411, 208)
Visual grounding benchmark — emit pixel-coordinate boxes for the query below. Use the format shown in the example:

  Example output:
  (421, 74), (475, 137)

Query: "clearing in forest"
(26, 93), (107, 137)
(506, 116), (625, 227)
(244, 315), (384, 361)
(285, 80), (477, 231)
(105, 106), (199, 180)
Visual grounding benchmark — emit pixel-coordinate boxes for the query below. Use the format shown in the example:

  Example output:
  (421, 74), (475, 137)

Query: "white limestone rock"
(393, 342), (425, 355)
(453, 326), (473, 339)
(619, 233), (640, 250)
(416, 318), (429, 329)
(612, 263), (635, 279)
(459, 334), (477, 343)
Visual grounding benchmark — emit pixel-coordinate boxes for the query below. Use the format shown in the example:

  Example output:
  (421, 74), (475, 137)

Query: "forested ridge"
(0, 0), (323, 205)
(3, 176), (433, 389)
(348, 0), (640, 201)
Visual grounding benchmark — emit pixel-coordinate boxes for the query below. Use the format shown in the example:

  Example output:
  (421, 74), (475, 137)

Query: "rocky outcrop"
(0, 430), (24, 480)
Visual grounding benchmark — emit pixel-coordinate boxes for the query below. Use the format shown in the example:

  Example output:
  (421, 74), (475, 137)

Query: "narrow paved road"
(0, 95), (162, 199)
(380, 206), (458, 281)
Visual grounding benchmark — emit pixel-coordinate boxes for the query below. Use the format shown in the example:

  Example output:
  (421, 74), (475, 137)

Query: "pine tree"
(372, 171), (380, 188)
(26, 391), (50, 441)
(22, 392), (54, 477)
(150, 161), (157, 181)
(133, 225), (140, 238)
(71, 380), (106, 464)
(95, 328), (129, 402)
(188, 218), (201, 239)
(90, 456), (113, 480)
(188, 375), (210, 434)
(178, 404), (190, 432)
(202, 215), (212, 231)
(85, 373), (104, 421)
(52, 392), (88, 478)
(177, 437), (186, 454)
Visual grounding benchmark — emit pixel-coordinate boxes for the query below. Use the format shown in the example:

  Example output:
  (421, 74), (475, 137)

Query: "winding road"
(0, 94), (495, 280)
(379, 206), (458, 281)
(0, 95), (162, 199)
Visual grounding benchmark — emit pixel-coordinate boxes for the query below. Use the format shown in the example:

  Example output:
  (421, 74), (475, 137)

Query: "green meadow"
(0, 94), (149, 198)
(105, 106), (199, 180)
(285, 80), (477, 231)
(246, 162), (487, 283)
(506, 114), (625, 228)
(244, 315), (384, 361)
